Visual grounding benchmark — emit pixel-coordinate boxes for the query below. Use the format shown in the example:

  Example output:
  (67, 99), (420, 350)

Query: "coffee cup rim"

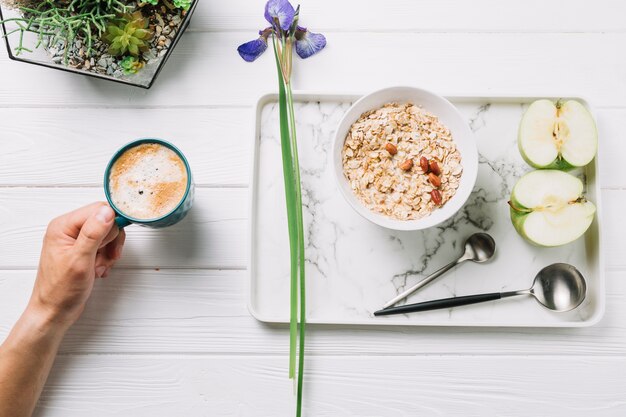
(103, 138), (192, 225)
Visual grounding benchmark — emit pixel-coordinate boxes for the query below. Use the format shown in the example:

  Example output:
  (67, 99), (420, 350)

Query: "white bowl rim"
(332, 85), (479, 231)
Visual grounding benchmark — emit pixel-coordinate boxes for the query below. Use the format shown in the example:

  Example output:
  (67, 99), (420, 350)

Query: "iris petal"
(237, 38), (268, 62)
(295, 29), (326, 59)
(264, 0), (296, 31)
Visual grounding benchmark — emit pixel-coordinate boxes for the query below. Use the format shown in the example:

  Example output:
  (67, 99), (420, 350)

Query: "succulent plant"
(1, 0), (132, 60)
(173, 0), (192, 11)
(103, 12), (154, 57)
(120, 56), (145, 74)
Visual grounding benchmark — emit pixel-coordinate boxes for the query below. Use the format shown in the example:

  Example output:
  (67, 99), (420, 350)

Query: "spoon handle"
(382, 260), (461, 309)
(374, 292), (503, 316)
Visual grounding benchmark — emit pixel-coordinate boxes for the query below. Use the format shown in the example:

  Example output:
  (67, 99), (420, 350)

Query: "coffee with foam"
(108, 143), (188, 220)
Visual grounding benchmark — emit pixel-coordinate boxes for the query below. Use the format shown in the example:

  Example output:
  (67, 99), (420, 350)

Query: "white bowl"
(333, 86), (478, 231)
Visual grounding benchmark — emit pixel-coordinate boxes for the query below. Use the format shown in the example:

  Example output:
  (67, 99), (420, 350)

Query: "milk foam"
(109, 144), (188, 220)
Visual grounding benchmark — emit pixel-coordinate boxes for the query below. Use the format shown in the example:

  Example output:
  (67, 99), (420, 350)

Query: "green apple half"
(518, 99), (597, 170)
(509, 170), (595, 247)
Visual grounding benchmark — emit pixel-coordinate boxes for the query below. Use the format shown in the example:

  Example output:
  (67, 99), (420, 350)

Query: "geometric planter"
(0, 0), (197, 88)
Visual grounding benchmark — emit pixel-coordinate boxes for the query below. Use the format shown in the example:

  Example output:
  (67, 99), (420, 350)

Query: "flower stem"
(286, 81), (306, 417)
(272, 37), (299, 381)
(273, 32), (306, 417)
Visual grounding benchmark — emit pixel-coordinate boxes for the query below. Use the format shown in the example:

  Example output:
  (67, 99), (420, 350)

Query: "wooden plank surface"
(187, 0), (626, 33)
(1, 268), (625, 356)
(32, 355), (626, 416)
(0, 108), (250, 187)
(0, 188), (248, 269)
(0, 107), (623, 188)
(1, 188), (623, 269)
(0, 1), (624, 415)
(1, 33), (625, 107)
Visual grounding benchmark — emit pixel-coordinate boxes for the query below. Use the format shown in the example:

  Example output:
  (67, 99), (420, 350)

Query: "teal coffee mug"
(104, 139), (194, 228)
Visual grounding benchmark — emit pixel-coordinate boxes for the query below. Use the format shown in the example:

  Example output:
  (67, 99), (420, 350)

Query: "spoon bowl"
(530, 263), (587, 312)
(463, 233), (496, 263)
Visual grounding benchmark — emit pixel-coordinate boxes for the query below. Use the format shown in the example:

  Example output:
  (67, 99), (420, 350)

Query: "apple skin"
(509, 198), (594, 248)
(509, 193), (536, 245)
(518, 150), (575, 171)
(509, 172), (596, 247)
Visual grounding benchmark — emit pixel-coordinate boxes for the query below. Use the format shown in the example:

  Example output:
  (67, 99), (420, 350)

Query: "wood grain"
(1, 33), (625, 107)
(0, 188), (623, 269)
(0, 188), (248, 269)
(0, 108), (250, 186)
(0, 1), (625, 414)
(0, 107), (623, 188)
(32, 355), (626, 416)
(187, 0), (626, 33)
(1, 268), (625, 356)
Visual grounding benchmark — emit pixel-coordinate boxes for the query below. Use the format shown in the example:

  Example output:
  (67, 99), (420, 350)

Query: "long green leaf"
(286, 83), (306, 417)
(272, 39), (299, 380)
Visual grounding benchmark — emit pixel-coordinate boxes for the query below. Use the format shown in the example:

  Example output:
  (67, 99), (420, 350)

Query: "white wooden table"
(1, 1), (626, 415)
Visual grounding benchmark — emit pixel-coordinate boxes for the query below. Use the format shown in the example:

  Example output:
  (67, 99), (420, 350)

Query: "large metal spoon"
(382, 233), (496, 309)
(374, 263), (587, 316)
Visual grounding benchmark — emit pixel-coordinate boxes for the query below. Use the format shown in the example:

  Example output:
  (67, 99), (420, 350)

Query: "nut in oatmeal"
(399, 159), (414, 171)
(429, 160), (441, 176)
(385, 143), (398, 155)
(341, 102), (463, 220)
(428, 172), (441, 188)
(431, 189), (443, 205)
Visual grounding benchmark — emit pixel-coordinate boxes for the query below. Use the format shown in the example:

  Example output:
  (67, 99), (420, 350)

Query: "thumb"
(75, 205), (116, 256)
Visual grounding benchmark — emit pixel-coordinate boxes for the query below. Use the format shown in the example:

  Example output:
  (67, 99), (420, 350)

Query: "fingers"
(95, 262), (108, 278)
(48, 203), (125, 279)
(99, 223), (120, 249)
(49, 202), (119, 249)
(95, 230), (126, 278)
(95, 250), (114, 277)
(106, 229), (126, 261)
(75, 205), (116, 257)
(51, 202), (110, 239)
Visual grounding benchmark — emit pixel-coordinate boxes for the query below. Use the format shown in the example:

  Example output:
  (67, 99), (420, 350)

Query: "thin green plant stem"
(273, 27), (307, 417)
(286, 81), (306, 417)
(272, 36), (299, 381)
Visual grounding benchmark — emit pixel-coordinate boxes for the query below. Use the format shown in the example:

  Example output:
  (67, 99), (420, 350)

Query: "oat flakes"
(342, 102), (463, 220)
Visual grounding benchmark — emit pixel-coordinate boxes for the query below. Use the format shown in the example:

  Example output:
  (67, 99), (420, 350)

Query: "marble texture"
(251, 96), (603, 326)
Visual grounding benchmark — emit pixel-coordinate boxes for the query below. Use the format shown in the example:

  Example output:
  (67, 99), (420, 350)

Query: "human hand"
(28, 203), (126, 329)
(0, 203), (125, 417)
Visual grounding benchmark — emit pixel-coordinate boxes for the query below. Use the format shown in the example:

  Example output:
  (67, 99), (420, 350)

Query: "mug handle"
(115, 216), (131, 229)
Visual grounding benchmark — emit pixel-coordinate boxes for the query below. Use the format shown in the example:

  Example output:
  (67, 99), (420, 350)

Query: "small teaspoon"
(382, 233), (496, 309)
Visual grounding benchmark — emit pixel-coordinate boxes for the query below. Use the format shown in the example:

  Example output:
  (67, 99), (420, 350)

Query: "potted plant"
(0, 0), (198, 88)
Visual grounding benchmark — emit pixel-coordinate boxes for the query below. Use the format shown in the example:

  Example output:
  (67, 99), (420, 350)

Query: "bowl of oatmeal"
(333, 86), (478, 231)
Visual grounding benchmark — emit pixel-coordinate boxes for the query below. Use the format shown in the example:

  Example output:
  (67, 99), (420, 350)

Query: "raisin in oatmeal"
(342, 102), (463, 220)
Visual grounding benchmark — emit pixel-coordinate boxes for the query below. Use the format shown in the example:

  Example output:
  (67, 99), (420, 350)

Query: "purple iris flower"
(237, 0), (326, 63)
(295, 26), (327, 59)
(237, 37), (268, 62)
(264, 0), (296, 31)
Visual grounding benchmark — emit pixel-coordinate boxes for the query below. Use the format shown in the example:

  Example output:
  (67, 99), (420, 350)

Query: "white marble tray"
(248, 93), (604, 327)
